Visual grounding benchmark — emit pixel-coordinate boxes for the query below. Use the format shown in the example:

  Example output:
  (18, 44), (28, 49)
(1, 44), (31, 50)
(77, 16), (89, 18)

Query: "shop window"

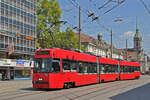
(15, 69), (31, 78)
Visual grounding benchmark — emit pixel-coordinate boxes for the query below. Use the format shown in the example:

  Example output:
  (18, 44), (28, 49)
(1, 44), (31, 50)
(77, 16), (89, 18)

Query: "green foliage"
(36, 0), (62, 48)
(55, 27), (79, 49)
(36, 0), (85, 51)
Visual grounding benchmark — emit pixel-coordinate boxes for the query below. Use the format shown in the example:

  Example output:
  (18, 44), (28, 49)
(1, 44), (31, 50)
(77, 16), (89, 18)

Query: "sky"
(56, 0), (150, 54)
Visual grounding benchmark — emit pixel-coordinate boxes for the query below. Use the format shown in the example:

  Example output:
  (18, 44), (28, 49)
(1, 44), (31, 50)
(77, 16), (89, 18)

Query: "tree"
(36, 0), (85, 51)
(55, 27), (78, 49)
(36, 0), (62, 48)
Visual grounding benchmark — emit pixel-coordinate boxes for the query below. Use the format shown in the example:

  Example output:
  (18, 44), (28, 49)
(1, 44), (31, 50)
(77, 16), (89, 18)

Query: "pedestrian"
(2, 71), (5, 81)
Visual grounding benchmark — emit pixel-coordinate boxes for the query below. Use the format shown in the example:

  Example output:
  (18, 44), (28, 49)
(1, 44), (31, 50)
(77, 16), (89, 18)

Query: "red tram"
(32, 48), (140, 89)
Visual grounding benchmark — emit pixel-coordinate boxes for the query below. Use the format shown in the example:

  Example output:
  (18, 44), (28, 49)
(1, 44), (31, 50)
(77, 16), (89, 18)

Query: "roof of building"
(134, 32), (142, 40)
(98, 32), (102, 37)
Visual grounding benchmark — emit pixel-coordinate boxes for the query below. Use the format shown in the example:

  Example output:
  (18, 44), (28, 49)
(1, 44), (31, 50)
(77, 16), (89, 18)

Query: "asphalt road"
(0, 75), (150, 100)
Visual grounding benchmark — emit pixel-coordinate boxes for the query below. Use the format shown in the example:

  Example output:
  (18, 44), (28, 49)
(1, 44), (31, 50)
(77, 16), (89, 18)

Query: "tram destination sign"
(37, 51), (50, 55)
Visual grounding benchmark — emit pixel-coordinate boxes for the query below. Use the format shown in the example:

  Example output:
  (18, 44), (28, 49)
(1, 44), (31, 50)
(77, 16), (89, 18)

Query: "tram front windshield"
(34, 58), (60, 73)
(34, 58), (51, 73)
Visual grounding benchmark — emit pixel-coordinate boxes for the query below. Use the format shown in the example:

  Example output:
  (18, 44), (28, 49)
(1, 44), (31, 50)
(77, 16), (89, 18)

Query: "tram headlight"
(38, 78), (43, 81)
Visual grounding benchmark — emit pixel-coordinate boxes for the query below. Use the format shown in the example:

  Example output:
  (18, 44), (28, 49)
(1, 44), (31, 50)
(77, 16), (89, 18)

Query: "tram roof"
(99, 57), (118, 65)
(35, 48), (97, 63)
(119, 60), (140, 67)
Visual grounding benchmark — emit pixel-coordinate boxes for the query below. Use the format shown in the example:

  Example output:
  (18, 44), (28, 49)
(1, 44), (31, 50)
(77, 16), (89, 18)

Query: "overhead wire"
(139, 0), (150, 14)
(98, 0), (112, 10)
(67, 0), (125, 38)
(103, 0), (125, 15)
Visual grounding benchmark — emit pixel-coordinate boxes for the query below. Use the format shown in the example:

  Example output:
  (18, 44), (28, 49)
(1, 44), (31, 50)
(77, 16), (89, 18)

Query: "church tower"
(134, 19), (142, 50)
(97, 32), (102, 41)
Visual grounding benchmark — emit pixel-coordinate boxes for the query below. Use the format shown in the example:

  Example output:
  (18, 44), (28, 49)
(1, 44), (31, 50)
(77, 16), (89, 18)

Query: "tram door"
(97, 57), (100, 83)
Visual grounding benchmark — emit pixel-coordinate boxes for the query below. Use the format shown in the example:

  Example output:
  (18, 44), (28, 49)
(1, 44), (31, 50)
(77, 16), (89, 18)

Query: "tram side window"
(77, 62), (97, 74)
(112, 65), (118, 73)
(138, 67), (140, 71)
(62, 60), (71, 72)
(127, 66), (134, 73)
(123, 66), (128, 73)
(135, 66), (137, 71)
(120, 66), (124, 73)
(51, 61), (60, 73)
(62, 59), (77, 72)
(124, 66), (134, 73)
(130, 66), (134, 73)
(71, 61), (77, 71)
(87, 63), (97, 73)
(83, 62), (88, 73)
(128, 66), (131, 73)
(87, 63), (92, 73)
(111, 65), (115, 73)
(100, 64), (105, 74)
(137, 67), (140, 71)
(78, 61), (85, 73)
(104, 64), (112, 73)
(116, 65), (119, 73)
(92, 63), (97, 73)
(136, 67), (140, 71)
(133, 66), (136, 72)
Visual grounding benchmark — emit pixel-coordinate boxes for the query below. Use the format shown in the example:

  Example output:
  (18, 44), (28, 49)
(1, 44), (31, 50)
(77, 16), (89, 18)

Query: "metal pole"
(126, 39), (128, 60)
(49, 28), (57, 47)
(110, 29), (113, 59)
(78, 6), (81, 50)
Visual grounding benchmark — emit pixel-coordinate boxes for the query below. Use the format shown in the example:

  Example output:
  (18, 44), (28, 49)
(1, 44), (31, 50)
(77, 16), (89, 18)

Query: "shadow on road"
(20, 87), (62, 92)
(109, 83), (150, 100)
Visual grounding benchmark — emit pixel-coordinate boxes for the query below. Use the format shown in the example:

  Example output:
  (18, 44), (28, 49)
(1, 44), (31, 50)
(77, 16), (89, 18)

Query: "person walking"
(2, 71), (5, 81)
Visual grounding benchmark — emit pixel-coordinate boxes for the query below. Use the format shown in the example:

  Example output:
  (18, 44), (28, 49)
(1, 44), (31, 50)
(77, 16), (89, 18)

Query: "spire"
(134, 17), (141, 40)
(134, 17), (142, 50)
(136, 17), (139, 33)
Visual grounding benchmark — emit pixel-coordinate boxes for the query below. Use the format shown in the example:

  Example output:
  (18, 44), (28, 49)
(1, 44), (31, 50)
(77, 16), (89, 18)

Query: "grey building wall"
(0, 0), (36, 57)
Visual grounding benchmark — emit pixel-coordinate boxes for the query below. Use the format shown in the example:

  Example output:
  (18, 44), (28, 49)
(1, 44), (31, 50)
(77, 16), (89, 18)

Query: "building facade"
(75, 33), (123, 59)
(0, 0), (36, 80)
(0, 0), (36, 58)
(118, 20), (150, 74)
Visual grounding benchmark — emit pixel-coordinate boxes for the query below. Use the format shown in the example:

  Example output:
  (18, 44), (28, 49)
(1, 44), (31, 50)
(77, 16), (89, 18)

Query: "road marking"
(0, 85), (18, 91)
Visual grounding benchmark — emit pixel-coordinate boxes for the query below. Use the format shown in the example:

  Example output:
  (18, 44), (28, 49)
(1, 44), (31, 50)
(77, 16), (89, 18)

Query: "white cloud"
(120, 31), (134, 38)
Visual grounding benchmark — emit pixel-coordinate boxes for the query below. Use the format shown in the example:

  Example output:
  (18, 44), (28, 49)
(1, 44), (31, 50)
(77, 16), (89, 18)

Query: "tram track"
(47, 79), (144, 100)
(0, 90), (46, 100)
(0, 91), (32, 97)
(2, 80), (137, 100)
(47, 82), (127, 100)
(70, 81), (139, 100)
(0, 81), (123, 100)
(70, 79), (149, 100)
